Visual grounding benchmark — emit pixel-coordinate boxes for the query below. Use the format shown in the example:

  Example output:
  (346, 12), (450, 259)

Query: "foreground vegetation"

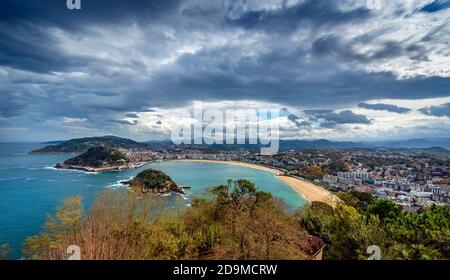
(298, 191), (450, 260)
(22, 179), (450, 260)
(23, 180), (312, 260)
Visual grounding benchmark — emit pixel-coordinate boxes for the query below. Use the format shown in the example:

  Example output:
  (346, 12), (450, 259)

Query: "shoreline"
(172, 159), (338, 206)
(55, 162), (149, 173)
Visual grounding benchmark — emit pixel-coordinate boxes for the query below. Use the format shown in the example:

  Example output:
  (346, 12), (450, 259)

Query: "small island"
(55, 147), (143, 172)
(121, 169), (185, 194)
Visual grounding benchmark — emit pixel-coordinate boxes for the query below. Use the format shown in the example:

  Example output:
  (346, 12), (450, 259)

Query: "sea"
(0, 143), (307, 259)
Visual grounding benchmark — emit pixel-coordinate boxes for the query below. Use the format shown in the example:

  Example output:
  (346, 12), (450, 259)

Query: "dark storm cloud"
(303, 110), (333, 115)
(225, 0), (372, 32)
(287, 114), (311, 128)
(0, 91), (28, 117)
(148, 42), (450, 109)
(420, 0), (450, 13)
(311, 35), (421, 64)
(0, 0), (182, 29)
(358, 103), (412, 113)
(109, 119), (140, 126)
(0, 0), (449, 141)
(125, 113), (140, 119)
(0, 24), (90, 73)
(0, 0), (182, 73)
(321, 111), (371, 125)
(419, 103), (450, 117)
(305, 110), (371, 128)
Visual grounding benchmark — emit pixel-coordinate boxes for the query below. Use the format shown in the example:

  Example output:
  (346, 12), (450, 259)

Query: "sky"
(0, 0), (449, 142)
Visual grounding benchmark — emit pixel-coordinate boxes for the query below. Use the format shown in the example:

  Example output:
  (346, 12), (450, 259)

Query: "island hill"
(55, 147), (145, 172)
(121, 169), (185, 195)
(56, 146), (184, 194)
(30, 135), (150, 154)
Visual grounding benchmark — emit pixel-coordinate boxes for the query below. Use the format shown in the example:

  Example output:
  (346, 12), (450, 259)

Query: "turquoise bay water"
(0, 143), (306, 259)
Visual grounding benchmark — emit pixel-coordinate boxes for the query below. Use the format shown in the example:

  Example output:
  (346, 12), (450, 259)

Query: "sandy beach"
(173, 159), (338, 206)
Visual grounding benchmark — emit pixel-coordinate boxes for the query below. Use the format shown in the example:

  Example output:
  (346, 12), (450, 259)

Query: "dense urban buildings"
(123, 144), (450, 211)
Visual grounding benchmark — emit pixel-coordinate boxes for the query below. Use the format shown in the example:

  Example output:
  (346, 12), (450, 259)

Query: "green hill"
(125, 169), (184, 194)
(30, 136), (149, 154)
(58, 147), (130, 169)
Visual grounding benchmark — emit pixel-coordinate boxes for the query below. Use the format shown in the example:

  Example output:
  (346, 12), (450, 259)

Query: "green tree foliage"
(30, 135), (149, 154)
(300, 164), (326, 180)
(326, 160), (349, 174)
(23, 196), (83, 260)
(128, 169), (181, 194)
(64, 147), (130, 168)
(23, 181), (313, 260)
(367, 199), (404, 223)
(384, 205), (450, 259)
(298, 191), (450, 260)
(338, 191), (375, 212)
(298, 204), (385, 260)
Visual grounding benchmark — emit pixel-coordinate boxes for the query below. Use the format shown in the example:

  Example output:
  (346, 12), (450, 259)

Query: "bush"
(297, 192), (450, 260)
(23, 180), (314, 260)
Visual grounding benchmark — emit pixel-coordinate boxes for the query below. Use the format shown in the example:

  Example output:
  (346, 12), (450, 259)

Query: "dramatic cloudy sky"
(0, 0), (449, 142)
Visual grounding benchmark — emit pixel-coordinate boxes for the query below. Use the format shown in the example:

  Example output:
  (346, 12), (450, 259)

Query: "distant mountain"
(30, 136), (150, 154)
(279, 139), (366, 150)
(370, 138), (450, 150)
(144, 138), (366, 150)
(145, 139), (172, 145)
(280, 138), (450, 151)
(31, 135), (449, 154)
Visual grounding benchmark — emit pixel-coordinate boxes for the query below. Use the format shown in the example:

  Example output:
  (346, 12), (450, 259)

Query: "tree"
(327, 160), (349, 174)
(367, 199), (403, 223)
(299, 192), (450, 260)
(300, 164), (326, 180)
(23, 183), (315, 260)
(298, 204), (386, 260)
(384, 205), (450, 260)
(23, 196), (83, 259)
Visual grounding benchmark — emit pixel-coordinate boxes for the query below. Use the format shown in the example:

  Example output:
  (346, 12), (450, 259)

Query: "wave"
(178, 193), (190, 201)
(43, 166), (98, 175)
(105, 179), (128, 189)
(0, 177), (20, 182)
(105, 182), (124, 189)
(43, 166), (59, 171)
